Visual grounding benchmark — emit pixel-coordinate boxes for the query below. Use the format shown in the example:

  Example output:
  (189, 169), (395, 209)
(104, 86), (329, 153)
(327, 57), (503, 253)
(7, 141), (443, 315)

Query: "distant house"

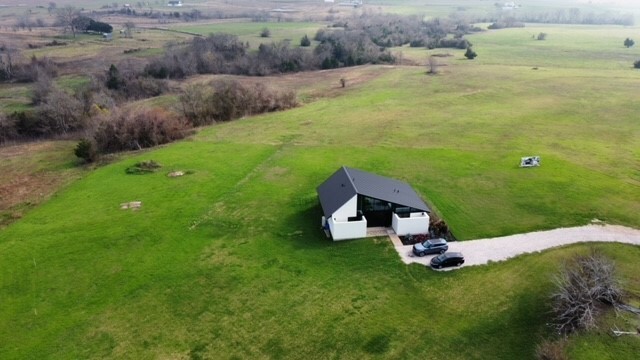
(102, 33), (113, 41)
(167, 0), (183, 6)
(503, 2), (517, 10)
(317, 166), (430, 241)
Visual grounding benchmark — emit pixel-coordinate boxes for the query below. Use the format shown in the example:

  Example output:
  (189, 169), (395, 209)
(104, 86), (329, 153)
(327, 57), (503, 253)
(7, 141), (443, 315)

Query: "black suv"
(430, 252), (465, 269)
(412, 238), (448, 257)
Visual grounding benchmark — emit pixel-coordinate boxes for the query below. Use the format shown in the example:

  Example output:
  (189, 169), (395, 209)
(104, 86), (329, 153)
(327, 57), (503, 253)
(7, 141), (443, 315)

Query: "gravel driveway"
(389, 224), (640, 270)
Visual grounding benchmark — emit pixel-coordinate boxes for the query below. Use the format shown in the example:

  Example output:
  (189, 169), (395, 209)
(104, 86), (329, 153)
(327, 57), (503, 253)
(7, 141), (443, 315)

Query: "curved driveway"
(389, 224), (640, 270)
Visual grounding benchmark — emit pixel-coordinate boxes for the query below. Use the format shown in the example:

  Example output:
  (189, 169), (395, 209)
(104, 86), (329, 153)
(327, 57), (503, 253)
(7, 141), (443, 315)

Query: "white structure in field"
(317, 166), (430, 241)
(520, 156), (541, 167)
(167, 0), (183, 7)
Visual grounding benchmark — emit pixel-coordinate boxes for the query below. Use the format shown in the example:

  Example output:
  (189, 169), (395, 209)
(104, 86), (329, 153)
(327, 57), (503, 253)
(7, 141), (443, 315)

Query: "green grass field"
(1, 17), (640, 360)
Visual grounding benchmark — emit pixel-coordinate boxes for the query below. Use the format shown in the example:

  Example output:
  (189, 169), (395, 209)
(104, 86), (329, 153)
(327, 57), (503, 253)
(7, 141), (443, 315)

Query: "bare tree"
(38, 86), (85, 133)
(426, 56), (438, 74)
(551, 251), (623, 334)
(0, 46), (17, 81)
(48, 2), (57, 15)
(55, 6), (80, 38)
(123, 21), (135, 38)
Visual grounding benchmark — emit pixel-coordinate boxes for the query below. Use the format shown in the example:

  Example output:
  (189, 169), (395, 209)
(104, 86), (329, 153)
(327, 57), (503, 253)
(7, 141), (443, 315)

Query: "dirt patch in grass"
(183, 65), (395, 103)
(0, 140), (84, 228)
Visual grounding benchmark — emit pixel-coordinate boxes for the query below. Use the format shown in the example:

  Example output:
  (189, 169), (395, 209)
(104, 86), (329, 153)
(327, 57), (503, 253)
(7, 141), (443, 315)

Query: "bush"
(125, 160), (161, 175)
(179, 80), (297, 126)
(94, 108), (191, 154)
(634, 60), (640, 69)
(464, 47), (477, 60)
(11, 110), (49, 137)
(537, 32), (547, 41)
(74, 138), (97, 163)
(260, 27), (270, 38)
(300, 34), (311, 47)
(0, 113), (17, 143)
(551, 251), (623, 334)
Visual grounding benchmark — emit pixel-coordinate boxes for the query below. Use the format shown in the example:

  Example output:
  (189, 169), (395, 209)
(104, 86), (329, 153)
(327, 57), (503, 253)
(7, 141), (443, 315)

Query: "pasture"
(1, 11), (640, 360)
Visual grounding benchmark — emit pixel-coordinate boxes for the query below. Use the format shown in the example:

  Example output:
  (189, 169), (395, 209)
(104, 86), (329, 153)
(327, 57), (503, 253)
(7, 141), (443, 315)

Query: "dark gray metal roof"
(317, 166), (430, 218)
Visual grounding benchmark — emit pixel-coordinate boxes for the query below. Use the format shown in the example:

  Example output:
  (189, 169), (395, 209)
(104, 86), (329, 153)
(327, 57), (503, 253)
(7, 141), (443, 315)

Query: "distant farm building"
(317, 166), (430, 241)
(167, 0), (183, 6)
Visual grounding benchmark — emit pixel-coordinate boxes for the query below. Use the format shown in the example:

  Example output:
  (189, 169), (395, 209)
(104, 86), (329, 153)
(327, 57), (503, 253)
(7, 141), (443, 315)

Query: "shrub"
(300, 34), (311, 47)
(11, 110), (49, 137)
(551, 251), (623, 334)
(0, 113), (17, 143)
(125, 160), (161, 175)
(74, 138), (97, 163)
(624, 38), (634, 48)
(260, 27), (270, 38)
(634, 60), (640, 69)
(537, 32), (547, 41)
(464, 47), (477, 60)
(179, 80), (297, 126)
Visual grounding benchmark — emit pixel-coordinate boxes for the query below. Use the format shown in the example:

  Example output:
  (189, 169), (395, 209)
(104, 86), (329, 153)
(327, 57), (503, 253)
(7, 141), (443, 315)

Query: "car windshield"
(436, 254), (447, 261)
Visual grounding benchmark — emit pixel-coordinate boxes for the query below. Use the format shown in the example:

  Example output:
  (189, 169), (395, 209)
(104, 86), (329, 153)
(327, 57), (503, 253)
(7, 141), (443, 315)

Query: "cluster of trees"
(331, 13), (481, 50)
(487, 20), (525, 29)
(179, 80), (297, 126)
(144, 13), (483, 79)
(0, 50), (57, 83)
(0, 62), (166, 143)
(72, 78), (297, 161)
(53, 6), (113, 37)
(486, 8), (634, 26)
(145, 34), (317, 78)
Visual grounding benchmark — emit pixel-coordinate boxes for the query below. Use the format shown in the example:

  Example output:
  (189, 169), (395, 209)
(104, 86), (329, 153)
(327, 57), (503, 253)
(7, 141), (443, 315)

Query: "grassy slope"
(1, 24), (640, 359)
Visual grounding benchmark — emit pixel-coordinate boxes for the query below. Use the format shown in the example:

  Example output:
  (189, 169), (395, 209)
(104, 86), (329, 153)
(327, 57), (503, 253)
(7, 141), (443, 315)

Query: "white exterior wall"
(331, 195), (358, 221)
(328, 216), (367, 241)
(392, 212), (430, 236)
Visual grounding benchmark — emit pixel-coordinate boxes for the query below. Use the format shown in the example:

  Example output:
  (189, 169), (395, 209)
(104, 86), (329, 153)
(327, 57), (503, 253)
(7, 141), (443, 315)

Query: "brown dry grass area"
(0, 140), (84, 227)
(183, 64), (395, 102)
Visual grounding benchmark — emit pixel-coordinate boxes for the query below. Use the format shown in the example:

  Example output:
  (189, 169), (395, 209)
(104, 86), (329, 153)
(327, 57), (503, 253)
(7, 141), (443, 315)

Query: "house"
(167, 0), (183, 6)
(317, 166), (430, 241)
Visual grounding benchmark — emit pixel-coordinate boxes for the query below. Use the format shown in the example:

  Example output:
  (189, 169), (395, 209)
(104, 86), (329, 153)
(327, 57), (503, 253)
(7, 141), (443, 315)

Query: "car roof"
(443, 252), (463, 258)
(427, 238), (447, 244)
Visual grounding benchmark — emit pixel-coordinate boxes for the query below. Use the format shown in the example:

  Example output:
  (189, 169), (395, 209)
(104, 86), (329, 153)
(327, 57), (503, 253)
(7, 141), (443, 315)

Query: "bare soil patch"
(0, 140), (83, 227)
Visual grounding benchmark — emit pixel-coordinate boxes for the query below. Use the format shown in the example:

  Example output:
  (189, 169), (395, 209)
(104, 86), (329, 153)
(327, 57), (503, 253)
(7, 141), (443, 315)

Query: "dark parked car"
(412, 238), (448, 256)
(430, 252), (465, 269)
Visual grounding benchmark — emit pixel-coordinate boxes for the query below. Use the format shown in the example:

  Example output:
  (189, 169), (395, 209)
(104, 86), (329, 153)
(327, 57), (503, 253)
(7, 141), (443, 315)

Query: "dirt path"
(390, 224), (640, 270)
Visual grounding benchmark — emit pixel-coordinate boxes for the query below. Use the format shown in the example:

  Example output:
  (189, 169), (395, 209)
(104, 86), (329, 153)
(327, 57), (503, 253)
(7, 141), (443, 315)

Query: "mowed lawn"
(1, 24), (640, 359)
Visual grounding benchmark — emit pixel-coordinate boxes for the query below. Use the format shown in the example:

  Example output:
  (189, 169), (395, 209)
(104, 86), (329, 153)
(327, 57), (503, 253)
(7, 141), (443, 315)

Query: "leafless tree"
(426, 56), (438, 74)
(123, 21), (135, 38)
(48, 2), (57, 15)
(551, 250), (623, 334)
(0, 46), (17, 80)
(38, 86), (85, 133)
(55, 6), (80, 38)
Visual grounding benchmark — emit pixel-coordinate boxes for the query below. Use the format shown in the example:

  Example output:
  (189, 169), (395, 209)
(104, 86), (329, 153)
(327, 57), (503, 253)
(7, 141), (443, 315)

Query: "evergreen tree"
(464, 47), (477, 60)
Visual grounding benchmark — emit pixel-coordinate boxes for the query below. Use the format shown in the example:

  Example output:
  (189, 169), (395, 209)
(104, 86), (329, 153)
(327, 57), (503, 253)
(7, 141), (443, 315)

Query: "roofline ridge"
(342, 166), (357, 192)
